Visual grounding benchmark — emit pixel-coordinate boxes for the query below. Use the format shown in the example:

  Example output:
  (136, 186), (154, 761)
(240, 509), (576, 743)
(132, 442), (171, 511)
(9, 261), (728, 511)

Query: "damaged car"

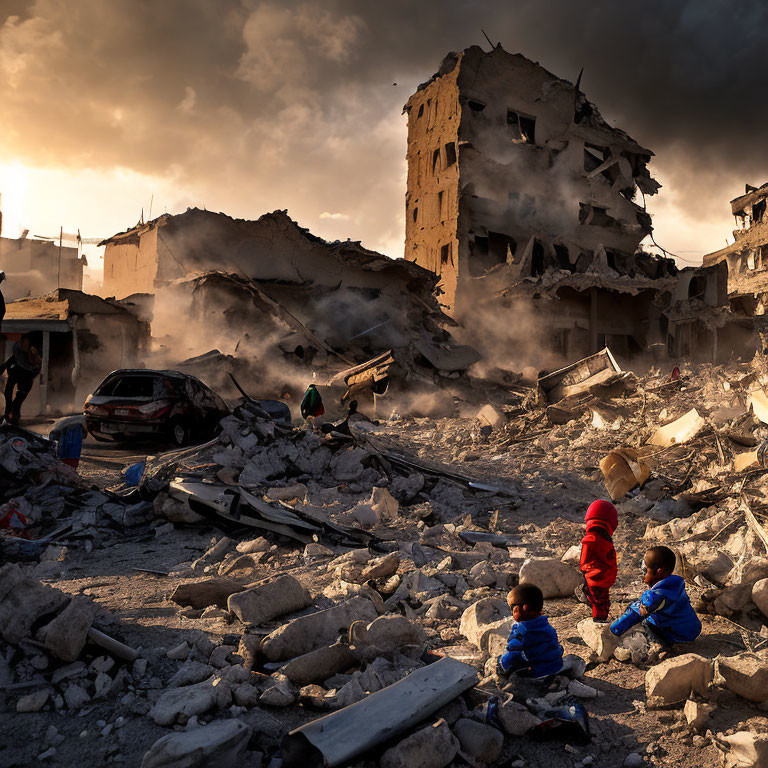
(83, 369), (230, 446)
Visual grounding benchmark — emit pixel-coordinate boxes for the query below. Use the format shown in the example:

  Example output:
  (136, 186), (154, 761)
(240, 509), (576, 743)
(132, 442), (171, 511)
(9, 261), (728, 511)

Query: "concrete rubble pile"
(0, 425), (153, 561)
(0, 562), (142, 722)
(5, 354), (768, 767)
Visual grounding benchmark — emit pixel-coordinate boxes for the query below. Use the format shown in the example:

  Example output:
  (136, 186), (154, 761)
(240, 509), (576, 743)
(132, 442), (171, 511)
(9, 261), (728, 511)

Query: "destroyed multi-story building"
(403, 44), (662, 313)
(703, 182), (768, 316)
(402, 45), (743, 361)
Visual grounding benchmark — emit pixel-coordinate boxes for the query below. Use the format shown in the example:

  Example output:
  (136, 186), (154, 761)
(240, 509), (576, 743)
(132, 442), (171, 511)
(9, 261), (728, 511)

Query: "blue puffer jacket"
(610, 574), (701, 644)
(500, 615), (564, 677)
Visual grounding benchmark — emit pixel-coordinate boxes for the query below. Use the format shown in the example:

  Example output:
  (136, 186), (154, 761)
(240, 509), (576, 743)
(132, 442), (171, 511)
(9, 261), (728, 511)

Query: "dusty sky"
(1, 0), (766, 280)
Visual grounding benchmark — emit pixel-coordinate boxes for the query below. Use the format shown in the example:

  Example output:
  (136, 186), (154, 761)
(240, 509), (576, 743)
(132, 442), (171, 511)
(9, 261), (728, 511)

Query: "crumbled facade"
(703, 183), (768, 316)
(403, 45), (661, 314)
(100, 208), (436, 302)
(402, 46), (751, 363)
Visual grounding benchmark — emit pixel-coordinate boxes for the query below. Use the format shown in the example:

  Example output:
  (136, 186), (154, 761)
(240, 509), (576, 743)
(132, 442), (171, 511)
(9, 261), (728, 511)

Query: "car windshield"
(96, 375), (164, 399)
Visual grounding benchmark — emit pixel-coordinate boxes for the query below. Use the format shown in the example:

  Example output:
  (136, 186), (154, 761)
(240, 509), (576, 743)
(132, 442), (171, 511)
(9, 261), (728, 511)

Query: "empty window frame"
(444, 142), (457, 167)
(584, 144), (607, 173)
(412, 206), (419, 223)
(579, 203), (617, 228)
(440, 243), (451, 265)
(468, 99), (486, 112)
(437, 190), (447, 220)
(506, 109), (536, 143)
(432, 147), (441, 174)
(417, 103), (424, 118)
(753, 199), (766, 225)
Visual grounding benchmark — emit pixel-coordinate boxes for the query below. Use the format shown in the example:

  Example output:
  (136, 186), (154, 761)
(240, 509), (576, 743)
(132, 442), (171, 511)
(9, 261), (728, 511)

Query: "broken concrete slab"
(0, 572), (70, 644)
(519, 558), (582, 598)
(261, 596), (378, 662)
(227, 574), (310, 626)
(141, 719), (251, 768)
(349, 615), (427, 661)
(36, 595), (95, 662)
(716, 652), (768, 703)
(647, 409), (706, 448)
(149, 675), (232, 726)
(282, 657), (478, 768)
(379, 719), (459, 768)
(171, 578), (247, 610)
(282, 643), (356, 687)
(645, 654), (714, 707)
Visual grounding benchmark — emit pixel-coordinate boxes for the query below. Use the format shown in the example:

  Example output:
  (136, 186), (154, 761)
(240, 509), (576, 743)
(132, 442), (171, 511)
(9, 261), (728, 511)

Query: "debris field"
(2, 352), (768, 768)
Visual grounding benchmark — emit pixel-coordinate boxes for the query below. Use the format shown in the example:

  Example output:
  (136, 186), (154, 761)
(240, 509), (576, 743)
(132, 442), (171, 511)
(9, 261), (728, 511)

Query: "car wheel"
(169, 419), (189, 447)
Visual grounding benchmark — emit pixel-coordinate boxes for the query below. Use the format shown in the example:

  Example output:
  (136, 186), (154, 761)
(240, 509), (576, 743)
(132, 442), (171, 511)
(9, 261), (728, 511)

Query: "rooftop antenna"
(481, 29), (495, 50)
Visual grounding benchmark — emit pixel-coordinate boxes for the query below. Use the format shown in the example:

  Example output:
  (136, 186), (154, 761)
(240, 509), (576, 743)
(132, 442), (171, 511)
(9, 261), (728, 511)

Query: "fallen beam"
(281, 656), (477, 767)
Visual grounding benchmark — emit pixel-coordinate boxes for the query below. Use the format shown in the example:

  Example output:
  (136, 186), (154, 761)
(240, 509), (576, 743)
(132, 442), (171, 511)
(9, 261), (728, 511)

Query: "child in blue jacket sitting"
(610, 545), (701, 648)
(497, 583), (564, 678)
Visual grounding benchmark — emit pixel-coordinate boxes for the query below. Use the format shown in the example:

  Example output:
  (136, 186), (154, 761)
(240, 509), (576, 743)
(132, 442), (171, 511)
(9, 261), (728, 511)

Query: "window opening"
(468, 100), (486, 112)
(440, 244), (451, 265)
(432, 148), (441, 174)
(444, 142), (457, 167)
(507, 109), (536, 143)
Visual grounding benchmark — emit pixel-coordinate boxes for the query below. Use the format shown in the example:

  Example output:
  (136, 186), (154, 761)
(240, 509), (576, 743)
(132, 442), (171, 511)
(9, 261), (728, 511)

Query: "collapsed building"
(100, 209), (479, 404)
(703, 182), (768, 317)
(403, 45), (747, 362)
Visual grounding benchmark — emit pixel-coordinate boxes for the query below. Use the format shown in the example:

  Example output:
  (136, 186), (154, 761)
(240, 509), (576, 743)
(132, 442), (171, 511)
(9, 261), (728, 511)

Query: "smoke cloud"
(1, 1), (767, 260)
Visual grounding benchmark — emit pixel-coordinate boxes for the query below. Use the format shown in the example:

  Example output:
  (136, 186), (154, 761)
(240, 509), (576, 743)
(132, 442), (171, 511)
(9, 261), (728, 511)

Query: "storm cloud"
(1, 0), (766, 260)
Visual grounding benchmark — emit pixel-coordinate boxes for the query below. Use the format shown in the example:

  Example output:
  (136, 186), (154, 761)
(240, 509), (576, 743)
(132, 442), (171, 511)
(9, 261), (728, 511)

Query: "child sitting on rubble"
(496, 583), (564, 678)
(576, 499), (618, 623)
(610, 545), (701, 651)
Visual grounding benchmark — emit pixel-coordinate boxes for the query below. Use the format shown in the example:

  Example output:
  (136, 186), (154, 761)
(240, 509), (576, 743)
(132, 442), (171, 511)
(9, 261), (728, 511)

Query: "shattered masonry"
(402, 45), (752, 362)
(403, 44), (661, 314)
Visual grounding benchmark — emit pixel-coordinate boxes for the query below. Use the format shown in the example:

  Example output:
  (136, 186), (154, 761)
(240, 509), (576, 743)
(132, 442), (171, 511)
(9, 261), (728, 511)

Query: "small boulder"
(16, 689), (50, 713)
(716, 652), (768, 703)
(36, 595), (95, 662)
(349, 615), (427, 661)
(577, 619), (620, 662)
(359, 553), (400, 582)
(380, 719), (459, 768)
(496, 699), (542, 736)
(459, 598), (511, 649)
(753, 578), (768, 619)
(518, 558), (582, 598)
(141, 719), (250, 768)
(717, 731), (768, 768)
(683, 698), (714, 731)
(452, 718), (503, 764)
(645, 653), (713, 707)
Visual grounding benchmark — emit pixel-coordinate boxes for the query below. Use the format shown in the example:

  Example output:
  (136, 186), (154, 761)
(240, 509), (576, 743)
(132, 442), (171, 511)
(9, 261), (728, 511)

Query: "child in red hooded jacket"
(578, 500), (618, 622)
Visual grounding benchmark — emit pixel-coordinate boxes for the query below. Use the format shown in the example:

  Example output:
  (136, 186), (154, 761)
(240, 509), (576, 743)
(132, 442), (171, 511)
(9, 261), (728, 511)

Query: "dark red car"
(84, 369), (229, 446)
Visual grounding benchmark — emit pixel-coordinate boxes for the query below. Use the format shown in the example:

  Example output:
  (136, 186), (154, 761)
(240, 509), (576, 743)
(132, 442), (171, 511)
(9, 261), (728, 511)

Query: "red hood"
(585, 500), (618, 534)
